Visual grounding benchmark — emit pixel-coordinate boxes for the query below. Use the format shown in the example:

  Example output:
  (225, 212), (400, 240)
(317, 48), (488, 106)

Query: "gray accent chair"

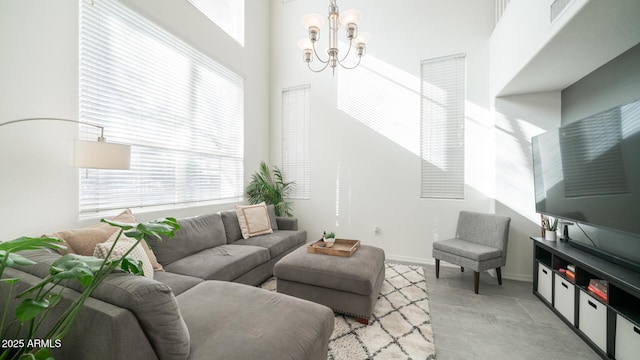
(432, 211), (511, 294)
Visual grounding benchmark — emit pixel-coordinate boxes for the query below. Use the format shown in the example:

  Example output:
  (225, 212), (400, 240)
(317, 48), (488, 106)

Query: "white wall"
(494, 92), (561, 280)
(0, 0), (270, 239)
(489, 0), (589, 96)
(270, 1), (505, 268)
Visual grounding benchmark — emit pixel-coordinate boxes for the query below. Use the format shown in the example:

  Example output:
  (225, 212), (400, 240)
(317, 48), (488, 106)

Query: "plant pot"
(545, 231), (557, 241)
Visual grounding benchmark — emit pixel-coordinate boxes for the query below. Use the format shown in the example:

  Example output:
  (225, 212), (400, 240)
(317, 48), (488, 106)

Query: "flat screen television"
(531, 98), (640, 270)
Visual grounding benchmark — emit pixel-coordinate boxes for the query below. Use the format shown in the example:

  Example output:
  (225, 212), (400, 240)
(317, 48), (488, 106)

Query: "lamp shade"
(301, 13), (325, 29)
(353, 31), (371, 45)
(297, 38), (313, 51)
(339, 9), (363, 27)
(70, 139), (131, 170)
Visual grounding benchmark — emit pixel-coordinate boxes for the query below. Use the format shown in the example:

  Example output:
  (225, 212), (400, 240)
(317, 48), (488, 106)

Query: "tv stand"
(531, 237), (640, 359)
(567, 239), (640, 275)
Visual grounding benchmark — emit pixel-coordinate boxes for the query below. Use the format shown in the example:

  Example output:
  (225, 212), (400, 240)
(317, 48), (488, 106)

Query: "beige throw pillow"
(236, 203), (273, 239)
(94, 231), (154, 279)
(45, 209), (136, 256)
(45, 209), (164, 272)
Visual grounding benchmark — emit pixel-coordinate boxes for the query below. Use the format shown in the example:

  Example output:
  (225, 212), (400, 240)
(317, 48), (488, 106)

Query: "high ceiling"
(497, 0), (640, 96)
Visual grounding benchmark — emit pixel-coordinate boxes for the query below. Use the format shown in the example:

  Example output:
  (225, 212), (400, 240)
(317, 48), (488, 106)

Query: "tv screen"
(532, 99), (640, 237)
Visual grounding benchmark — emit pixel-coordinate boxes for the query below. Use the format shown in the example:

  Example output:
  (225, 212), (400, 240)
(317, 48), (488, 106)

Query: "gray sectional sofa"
(0, 206), (335, 360)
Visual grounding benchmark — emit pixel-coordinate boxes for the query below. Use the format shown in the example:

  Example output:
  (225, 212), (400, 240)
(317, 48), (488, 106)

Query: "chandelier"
(297, 0), (371, 75)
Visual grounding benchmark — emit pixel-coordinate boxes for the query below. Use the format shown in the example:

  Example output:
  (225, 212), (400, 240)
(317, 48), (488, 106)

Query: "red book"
(589, 279), (608, 294)
(588, 285), (608, 302)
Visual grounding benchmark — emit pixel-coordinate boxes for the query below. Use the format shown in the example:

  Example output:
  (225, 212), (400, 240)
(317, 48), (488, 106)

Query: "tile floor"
(423, 264), (602, 360)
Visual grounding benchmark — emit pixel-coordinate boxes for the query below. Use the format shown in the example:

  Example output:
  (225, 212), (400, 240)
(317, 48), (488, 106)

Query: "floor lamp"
(0, 117), (131, 170)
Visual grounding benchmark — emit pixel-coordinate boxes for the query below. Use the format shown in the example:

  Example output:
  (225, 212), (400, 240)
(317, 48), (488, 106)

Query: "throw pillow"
(44, 209), (164, 272)
(94, 231), (154, 279)
(235, 202), (273, 239)
(44, 209), (136, 256)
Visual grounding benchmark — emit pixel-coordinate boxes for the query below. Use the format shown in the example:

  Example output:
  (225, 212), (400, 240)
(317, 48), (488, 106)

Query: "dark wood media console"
(531, 237), (640, 359)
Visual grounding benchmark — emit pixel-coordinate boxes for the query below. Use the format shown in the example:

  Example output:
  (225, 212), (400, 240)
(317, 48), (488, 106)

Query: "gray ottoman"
(274, 244), (385, 324)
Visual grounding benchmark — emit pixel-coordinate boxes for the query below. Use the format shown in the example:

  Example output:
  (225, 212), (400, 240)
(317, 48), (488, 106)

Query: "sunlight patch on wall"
(465, 101), (494, 199)
(495, 110), (545, 222)
(337, 51), (420, 156)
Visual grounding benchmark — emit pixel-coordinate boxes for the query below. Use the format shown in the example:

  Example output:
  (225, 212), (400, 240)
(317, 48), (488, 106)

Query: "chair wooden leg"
(460, 267), (464, 272)
(496, 267), (502, 285)
(474, 271), (479, 294)
(435, 259), (440, 278)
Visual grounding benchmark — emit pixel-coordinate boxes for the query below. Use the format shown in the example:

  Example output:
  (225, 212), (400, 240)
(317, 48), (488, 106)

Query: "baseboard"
(386, 254), (532, 282)
(385, 254), (430, 266)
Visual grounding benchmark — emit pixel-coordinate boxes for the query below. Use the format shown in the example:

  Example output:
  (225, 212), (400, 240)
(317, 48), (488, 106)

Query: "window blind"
(282, 85), (311, 199)
(79, 0), (244, 213)
(188, 0), (245, 46)
(420, 54), (466, 199)
(560, 106), (628, 197)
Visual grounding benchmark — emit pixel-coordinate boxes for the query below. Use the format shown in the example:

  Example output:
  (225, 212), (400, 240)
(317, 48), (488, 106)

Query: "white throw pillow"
(235, 202), (273, 239)
(93, 230), (154, 279)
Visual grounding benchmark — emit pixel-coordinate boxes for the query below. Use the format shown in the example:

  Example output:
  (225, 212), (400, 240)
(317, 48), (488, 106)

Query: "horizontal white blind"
(560, 106), (628, 197)
(79, 0), (244, 213)
(282, 85), (311, 199)
(188, 0), (245, 46)
(420, 54), (466, 199)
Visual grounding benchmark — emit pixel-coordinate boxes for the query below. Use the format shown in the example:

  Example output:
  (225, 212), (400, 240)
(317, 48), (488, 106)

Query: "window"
(188, 0), (245, 46)
(282, 85), (311, 199)
(79, 0), (244, 214)
(420, 54), (466, 199)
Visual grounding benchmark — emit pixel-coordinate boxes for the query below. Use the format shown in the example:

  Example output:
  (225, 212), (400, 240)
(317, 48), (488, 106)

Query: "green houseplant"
(0, 217), (179, 360)
(544, 216), (558, 241)
(246, 161), (295, 217)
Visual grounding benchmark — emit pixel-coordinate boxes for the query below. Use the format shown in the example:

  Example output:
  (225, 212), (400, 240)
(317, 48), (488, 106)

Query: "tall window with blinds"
(282, 85), (311, 199)
(420, 54), (466, 199)
(79, 0), (244, 213)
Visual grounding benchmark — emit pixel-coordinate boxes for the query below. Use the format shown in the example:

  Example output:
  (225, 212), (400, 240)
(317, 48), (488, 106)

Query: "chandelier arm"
(337, 39), (354, 63)
(312, 41), (329, 64)
(337, 55), (362, 70)
(307, 60), (331, 73)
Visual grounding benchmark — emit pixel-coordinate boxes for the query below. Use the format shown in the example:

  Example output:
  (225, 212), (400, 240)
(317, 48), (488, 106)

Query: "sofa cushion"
(89, 273), (191, 360)
(176, 281), (334, 360)
(220, 209), (243, 243)
(162, 244), (270, 282)
(153, 271), (204, 296)
(235, 203), (273, 239)
(232, 230), (306, 258)
(152, 213), (226, 266)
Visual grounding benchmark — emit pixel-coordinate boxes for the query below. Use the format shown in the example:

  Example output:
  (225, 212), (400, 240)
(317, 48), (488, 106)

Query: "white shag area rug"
(261, 263), (436, 360)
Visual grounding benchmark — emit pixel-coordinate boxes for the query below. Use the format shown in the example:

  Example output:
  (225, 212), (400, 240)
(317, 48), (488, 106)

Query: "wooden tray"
(307, 238), (360, 257)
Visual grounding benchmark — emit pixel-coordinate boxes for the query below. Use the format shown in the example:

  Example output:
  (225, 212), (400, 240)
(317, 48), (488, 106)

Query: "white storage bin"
(537, 263), (552, 303)
(616, 314), (640, 360)
(578, 290), (606, 352)
(554, 273), (575, 324)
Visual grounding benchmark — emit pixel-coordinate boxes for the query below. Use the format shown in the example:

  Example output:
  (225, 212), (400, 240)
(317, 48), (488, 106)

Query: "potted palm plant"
(246, 161), (295, 217)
